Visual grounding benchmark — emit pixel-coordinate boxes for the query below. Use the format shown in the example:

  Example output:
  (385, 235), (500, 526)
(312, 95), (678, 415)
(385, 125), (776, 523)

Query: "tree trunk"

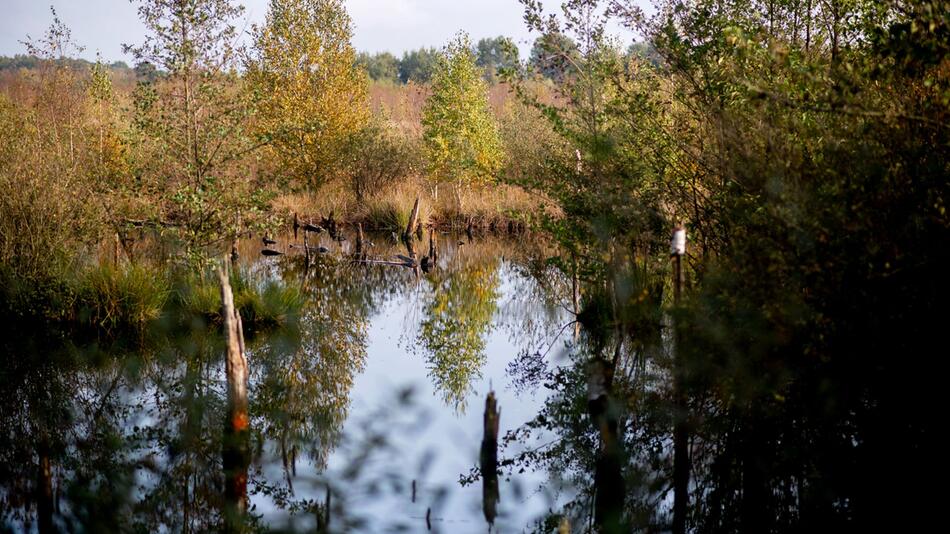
(219, 262), (249, 533)
(588, 357), (625, 532)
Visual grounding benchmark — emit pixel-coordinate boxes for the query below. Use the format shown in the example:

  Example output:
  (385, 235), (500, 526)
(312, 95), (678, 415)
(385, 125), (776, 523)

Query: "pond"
(0, 229), (583, 533)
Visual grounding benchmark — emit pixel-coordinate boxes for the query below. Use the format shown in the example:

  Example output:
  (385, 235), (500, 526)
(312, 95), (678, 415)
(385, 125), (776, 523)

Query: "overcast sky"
(0, 0), (641, 63)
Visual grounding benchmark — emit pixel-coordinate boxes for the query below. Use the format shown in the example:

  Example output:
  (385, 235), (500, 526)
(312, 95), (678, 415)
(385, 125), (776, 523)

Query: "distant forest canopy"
(358, 36), (660, 83)
(0, 53), (162, 83)
(0, 53), (129, 72)
(0, 36), (659, 85)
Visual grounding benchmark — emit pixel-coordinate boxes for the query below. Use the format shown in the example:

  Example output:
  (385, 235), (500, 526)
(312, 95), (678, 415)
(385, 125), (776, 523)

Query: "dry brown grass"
(272, 175), (551, 233)
(368, 80), (520, 133)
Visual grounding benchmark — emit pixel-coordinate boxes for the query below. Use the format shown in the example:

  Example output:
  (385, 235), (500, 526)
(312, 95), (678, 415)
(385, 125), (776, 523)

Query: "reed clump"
(173, 267), (305, 329)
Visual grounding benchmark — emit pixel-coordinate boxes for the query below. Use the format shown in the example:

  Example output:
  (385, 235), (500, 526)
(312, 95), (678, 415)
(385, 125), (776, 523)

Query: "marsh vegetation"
(0, 0), (947, 532)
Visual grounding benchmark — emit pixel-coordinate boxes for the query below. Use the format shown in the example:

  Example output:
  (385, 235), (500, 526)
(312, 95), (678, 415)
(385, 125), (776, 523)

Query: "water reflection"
(417, 260), (500, 411)
(0, 230), (566, 532)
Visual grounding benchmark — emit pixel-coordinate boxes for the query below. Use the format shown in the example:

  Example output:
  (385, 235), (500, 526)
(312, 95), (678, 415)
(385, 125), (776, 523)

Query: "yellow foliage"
(248, 0), (370, 188)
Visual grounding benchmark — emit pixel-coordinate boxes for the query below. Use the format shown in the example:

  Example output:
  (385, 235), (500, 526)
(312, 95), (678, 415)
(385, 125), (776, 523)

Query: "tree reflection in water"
(0, 231), (568, 532)
(416, 259), (500, 412)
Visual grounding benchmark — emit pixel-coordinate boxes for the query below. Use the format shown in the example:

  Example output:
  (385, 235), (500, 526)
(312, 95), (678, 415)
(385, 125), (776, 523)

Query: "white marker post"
(671, 224), (688, 534)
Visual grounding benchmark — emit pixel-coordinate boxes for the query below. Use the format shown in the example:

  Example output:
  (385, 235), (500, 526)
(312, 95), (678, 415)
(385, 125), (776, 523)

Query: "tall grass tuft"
(174, 267), (304, 328)
(362, 198), (412, 231)
(75, 263), (170, 329)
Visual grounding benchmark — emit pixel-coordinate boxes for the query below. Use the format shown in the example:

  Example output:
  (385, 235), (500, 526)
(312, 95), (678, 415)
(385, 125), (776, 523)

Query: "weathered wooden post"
(320, 211), (338, 240)
(36, 440), (54, 534)
(303, 228), (311, 268)
(572, 253), (581, 341)
(355, 222), (364, 259)
(316, 486), (331, 532)
(405, 196), (421, 242)
(671, 224), (688, 534)
(293, 212), (300, 241)
(481, 391), (500, 528)
(113, 232), (121, 266)
(219, 260), (249, 533)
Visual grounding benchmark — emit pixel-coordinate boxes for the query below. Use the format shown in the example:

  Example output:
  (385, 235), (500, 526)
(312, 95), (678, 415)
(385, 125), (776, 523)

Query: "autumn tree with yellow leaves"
(422, 33), (503, 212)
(248, 0), (369, 189)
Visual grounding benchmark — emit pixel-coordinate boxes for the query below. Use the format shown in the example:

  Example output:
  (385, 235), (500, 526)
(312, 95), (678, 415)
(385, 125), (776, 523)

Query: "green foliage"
(357, 51), (401, 83)
(398, 47), (440, 83)
(0, 54), (132, 74)
(475, 36), (520, 81)
(248, 0), (370, 189)
(360, 39), (521, 85)
(125, 0), (268, 262)
(529, 32), (580, 80)
(345, 117), (420, 203)
(507, 0), (950, 530)
(360, 197), (412, 232)
(174, 267), (305, 328)
(418, 261), (500, 411)
(0, 14), (110, 294)
(498, 82), (568, 186)
(422, 33), (504, 209)
(75, 263), (170, 329)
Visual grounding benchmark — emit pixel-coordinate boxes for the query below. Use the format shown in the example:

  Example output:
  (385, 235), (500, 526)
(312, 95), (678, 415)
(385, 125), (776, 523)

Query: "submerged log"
(355, 258), (415, 267)
(303, 222), (323, 234)
(395, 254), (416, 266)
(481, 391), (500, 528)
(220, 262), (250, 533)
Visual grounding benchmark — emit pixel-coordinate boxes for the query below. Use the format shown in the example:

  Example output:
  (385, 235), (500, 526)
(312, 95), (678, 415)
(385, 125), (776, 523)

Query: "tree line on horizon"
(0, 0), (947, 532)
(1, 34), (659, 85)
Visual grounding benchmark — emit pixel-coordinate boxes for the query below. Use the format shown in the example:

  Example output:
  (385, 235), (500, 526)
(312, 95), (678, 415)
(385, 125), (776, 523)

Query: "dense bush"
(345, 118), (420, 204)
(500, 0), (950, 531)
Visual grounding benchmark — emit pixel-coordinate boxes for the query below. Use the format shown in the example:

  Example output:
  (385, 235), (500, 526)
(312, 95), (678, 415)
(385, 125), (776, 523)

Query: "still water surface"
(1, 230), (575, 532)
